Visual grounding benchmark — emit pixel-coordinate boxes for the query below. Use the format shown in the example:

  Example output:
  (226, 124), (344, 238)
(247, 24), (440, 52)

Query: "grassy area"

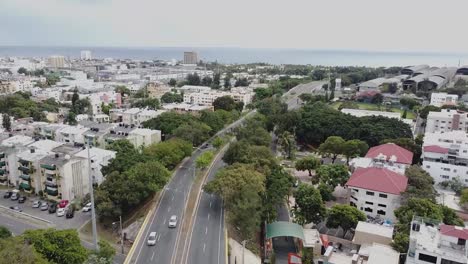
(331, 102), (416, 119)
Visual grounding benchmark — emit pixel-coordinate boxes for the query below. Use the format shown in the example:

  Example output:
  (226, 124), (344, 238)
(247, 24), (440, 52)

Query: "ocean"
(1, 46), (467, 67)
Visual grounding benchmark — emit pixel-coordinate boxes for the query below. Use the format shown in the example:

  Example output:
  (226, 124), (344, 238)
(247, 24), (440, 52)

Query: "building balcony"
(45, 181), (58, 188)
(0, 169), (5, 175)
(0, 175), (7, 180)
(18, 159), (29, 166)
(40, 164), (56, 170)
(18, 166), (30, 174)
(0, 153), (4, 159)
(19, 182), (31, 191)
(0, 161), (6, 167)
(20, 174), (30, 181)
(45, 187), (58, 196)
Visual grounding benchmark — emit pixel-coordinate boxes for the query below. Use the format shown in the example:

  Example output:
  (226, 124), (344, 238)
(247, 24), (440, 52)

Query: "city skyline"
(2, 0), (468, 53)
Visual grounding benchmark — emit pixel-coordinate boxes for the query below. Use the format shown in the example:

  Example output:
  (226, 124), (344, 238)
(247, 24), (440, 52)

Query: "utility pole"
(87, 138), (99, 251)
(119, 215), (124, 254)
(242, 240), (246, 264)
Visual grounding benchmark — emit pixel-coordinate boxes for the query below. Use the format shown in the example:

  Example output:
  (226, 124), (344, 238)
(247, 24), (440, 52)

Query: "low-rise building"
(162, 103), (212, 115)
(128, 128), (161, 147)
(0, 80), (17, 95)
(346, 167), (408, 222)
(350, 143), (413, 175)
(353, 221), (394, 246)
(0, 135), (35, 186)
(55, 125), (89, 145)
(426, 109), (468, 133)
(430, 92), (459, 107)
(147, 82), (172, 99)
(75, 147), (116, 184)
(407, 216), (468, 264)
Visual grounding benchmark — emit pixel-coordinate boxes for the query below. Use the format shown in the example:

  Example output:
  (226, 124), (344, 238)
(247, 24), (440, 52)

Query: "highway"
(283, 81), (327, 109)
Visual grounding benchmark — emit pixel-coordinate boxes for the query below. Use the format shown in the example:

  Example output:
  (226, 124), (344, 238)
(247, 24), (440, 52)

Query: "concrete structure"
(430, 92), (459, 107)
(353, 221), (394, 246)
(128, 128), (161, 147)
(47, 55), (65, 68)
(147, 82), (172, 99)
(347, 167), (408, 222)
(0, 135), (35, 186)
(75, 147), (116, 184)
(162, 103), (212, 115)
(80, 50), (92, 61)
(422, 131), (468, 186)
(183, 51), (198, 65)
(120, 108), (165, 126)
(407, 216), (468, 264)
(426, 109), (468, 133)
(55, 125), (89, 145)
(183, 88), (253, 107)
(350, 143), (413, 175)
(0, 80), (17, 95)
(401, 65), (430, 76)
(360, 243), (400, 264)
(403, 67), (457, 92)
(335, 78), (342, 90)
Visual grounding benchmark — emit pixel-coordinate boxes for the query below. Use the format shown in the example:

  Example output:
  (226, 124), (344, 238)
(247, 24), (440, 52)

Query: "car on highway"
(18, 196), (27, 203)
(58, 200), (69, 208)
(66, 208), (74, 219)
(9, 206), (22, 212)
(168, 215), (177, 228)
(82, 202), (92, 212)
(10, 190), (19, 201)
(147, 232), (157, 246)
(3, 191), (12, 199)
(40, 202), (49, 211)
(32, 200), (40, 208)
(56, 208), (65, 217)
(48, 203), (57, 214)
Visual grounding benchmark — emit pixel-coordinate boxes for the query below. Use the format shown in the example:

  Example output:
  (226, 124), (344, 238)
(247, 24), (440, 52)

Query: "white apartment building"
(346, 167), (408, 222)
(128, 128), (161, 147)
(122, 108), (141, 126)
(55, 125), (90, 145)
(430, 92), (459, 107)
(422, 131), (468, 186)
(12, 79), (33, 92)
(80, 50), (92, 61)
(162, 103), (212, 115)
(406, 216), (468, 264)
(426, 109), (468, 133)
(136, 109), (165, 126)
(183, 89), (253, 107)
(350, 143), (413, 175)
(0, 80), (17, 95)
(48, 55), (65, 68)
(0, 135), (35, 186)
(75, 147), (116, 184)
(82, 91), (122, 115)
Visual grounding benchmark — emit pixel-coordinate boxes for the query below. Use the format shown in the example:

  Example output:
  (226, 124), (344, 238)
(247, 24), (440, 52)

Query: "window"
(426, 165), (430, 169)
(443, 168), (450, 171)
(379, 193), (387, 198)
(418, 253), (437, 264)
(350, 196), (357, 201)
(365, 201), (373, 205)
(458, 238), (466, 246)
(364, 207), (373, 213)
(377, 210), (386, 215)
(378, 204), (387, 208)
(353, 189), (359, 192)
(441, 259), (464, 264)
(366, 191), (374, 196)
(442, 175), (450, 179)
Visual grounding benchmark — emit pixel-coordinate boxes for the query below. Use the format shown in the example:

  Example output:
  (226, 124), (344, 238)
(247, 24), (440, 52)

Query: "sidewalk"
(229, 238), (261, 264)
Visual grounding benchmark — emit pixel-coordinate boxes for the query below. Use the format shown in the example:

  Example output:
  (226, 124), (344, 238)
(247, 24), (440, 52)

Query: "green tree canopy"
(326, 204), (366, 233)
(173, 121), (212, 146)
(196, 151), (215, 169)
(292, 184), (327, 225)
(142, 111), (197, 135)
(160, 92), (183, 103)
(143, 138), (192, 170)
(131, 98), (160, 109)
(402, 165), (437, 202)
(342, 139), (368, 163)
(295, 156), (320, 176)
(0, 226), (12, 239)
(0, 236), (48, 264)
(318, 136), (346, 163)
(316, 164), (349, 189)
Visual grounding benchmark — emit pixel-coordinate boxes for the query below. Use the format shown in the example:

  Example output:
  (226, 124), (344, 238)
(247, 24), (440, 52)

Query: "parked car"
(56, 208), (65, 217)
(10, 190), (19, 201)
(18, 196), (26, 203)
(82, 202), (92, 212)
(48, 203), (57, 214)
(147, 232), (157, 246)
(168, 215), (177, 228)
(40, 202), (49, 211)
(9, 206), (22, 212)
(32, 200), (40, 208)
(66, 208), (74, 219)
(3, 191), (12, 199)
(58, 200), (69, 208)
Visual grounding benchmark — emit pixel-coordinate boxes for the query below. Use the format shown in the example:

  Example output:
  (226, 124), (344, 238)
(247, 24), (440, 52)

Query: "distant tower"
(335, 78), (342, 90)
(183, 51), (199, 65)
(81, 50), (92, 61)
(47, 55), (65, 68)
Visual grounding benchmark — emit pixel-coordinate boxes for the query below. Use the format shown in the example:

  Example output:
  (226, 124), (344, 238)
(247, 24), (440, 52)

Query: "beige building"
(0, 81), (17, 95)
(147, 82), (172, 99)
(48, 55), (65, 68)
(353, 221), (394, 246)
(183, 51), (198, 65)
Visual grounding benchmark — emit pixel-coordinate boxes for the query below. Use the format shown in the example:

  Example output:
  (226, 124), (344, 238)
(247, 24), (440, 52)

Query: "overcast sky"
(1, 0), (468, 53)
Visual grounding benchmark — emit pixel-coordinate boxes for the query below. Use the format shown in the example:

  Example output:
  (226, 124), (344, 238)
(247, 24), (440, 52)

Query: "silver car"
(147, 232), (157, 246)
(168, 215), (177, 228)
(32, 200), (40, 208)
(40, 202), (49, 211)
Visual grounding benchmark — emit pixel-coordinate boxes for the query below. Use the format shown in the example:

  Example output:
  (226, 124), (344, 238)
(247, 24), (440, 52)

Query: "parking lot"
(1, 190), (90, 230)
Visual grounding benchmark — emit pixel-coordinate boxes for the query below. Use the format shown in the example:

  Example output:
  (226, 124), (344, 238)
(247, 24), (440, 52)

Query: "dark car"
(3, 191), (12, 199)
(66, 208), (74, 219)
(48, 203), (58, 214)
(9, 206), (22, 212)
(18, 196), (27, 203)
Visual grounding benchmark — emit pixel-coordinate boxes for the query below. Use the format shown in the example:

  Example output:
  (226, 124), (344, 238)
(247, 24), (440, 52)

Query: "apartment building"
(0, 135), (35, 186)
(121, 108), (165, 126)
(183, 51), (198, 65)
(183, 89), (253, 107)
(74, 147), (115, 185)
(422, 131), (468, 186)
(48, 55), (65, 68)
(350, 143), (413, 175)
(80, 121), (117, 147)
(0, 80), (17, 95)
(128, 128), (161, 147)
(80, 50), (92, 61)
(430, 92), (459, 107)
(426, 109), (468, 133)
(406, 216), (468, 264)
(55, 125), (89, 145)
(162, 103), (212, 115)
(147, 82), (172, 99)
(346, 167), (408, 222)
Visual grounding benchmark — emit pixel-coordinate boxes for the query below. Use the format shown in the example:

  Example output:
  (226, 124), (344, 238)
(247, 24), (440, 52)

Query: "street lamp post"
(87, 138), (99, 251)
(113, 216), (124, 254)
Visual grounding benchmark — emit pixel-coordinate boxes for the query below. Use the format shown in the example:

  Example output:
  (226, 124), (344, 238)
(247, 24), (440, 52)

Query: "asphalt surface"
(130, 111), (255, 264)
(0, 211), (40, 235)
(283, 81), (327, 109)
(185, 156), (226, 264)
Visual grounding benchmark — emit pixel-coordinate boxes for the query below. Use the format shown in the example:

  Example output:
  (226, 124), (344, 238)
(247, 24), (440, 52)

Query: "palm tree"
(278, 131), (296, 159)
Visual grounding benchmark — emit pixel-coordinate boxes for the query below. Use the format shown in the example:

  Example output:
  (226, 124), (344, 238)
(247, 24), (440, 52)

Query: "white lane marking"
(163, 219), (166, 225)
(157, 234), (161, 241)
(217, 201), (224, 264)
(208, 213), (210, 220)
(168, 206), (171, 212)
(205, 227), (208, 235)
(203, 243), (206, 253)
(172, 195), (174, 201)
(210, 201), (212, 208)
(151, 252), (155, 261)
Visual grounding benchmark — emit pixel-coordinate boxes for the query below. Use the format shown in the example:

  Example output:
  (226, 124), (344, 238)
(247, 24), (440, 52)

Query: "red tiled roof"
(440, 225), (468, 240)
(346, 167), (408, 195)
(423, 145), (449, 154)
(365, 143), (413, 165)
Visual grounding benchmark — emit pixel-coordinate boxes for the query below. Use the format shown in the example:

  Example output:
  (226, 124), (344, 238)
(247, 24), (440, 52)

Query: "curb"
(225, 216), (228, 264)
(0, 204), (52, 224)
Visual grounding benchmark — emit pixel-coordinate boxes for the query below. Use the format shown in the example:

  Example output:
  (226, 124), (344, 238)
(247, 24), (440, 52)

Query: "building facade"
(183, 51), (198, 65)
(430, 92), (458, 107)
(425, 109), (468, 133)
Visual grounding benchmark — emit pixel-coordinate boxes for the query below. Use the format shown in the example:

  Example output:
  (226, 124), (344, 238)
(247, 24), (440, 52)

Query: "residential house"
(350, 143), (413, 175)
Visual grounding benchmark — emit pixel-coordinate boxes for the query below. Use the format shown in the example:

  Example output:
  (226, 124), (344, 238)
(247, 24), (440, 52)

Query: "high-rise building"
(47, 55), (65, 68)
(80, 50), (92, 61)
(183, 51), (198, 65)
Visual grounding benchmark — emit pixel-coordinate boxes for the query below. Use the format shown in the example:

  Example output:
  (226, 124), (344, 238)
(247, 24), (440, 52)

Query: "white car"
(82, 202), (92, 212)
(147, 232), (157, 246)
(168, 215), (177, 228)
(57, 208), (65, 217)
(32, 200), (40, 208)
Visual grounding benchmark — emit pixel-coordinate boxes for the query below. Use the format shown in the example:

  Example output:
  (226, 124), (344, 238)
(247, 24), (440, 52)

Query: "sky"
(1, 0), (468, 53)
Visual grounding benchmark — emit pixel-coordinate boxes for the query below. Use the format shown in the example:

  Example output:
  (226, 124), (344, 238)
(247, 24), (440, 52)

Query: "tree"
(71, 88), (79, 107)
(295, 156), (320, 176)
(0, 226), (11, 239)
(201, 76), (213, 86)
(440, 205), (464, 226)
(292, 184), (327, 225)
(371, 93), (383, 104)
(66, 112), (77, 125)
(212, 136), (225, 149)
(213, 96), (237, 111)
(391, 232), (409, 253)
(143, 112), (198, 135)
(402, 109), (407, 119)
(419, 105), (440, 119)
(400, 97), (420, 110)
(223, 76), (231, 89)
(236, 124), (271, 147)
(200, 110), (230, 134)
(460, 188), (468, 209)
(342, 139), (368, 164)
(168, 78), (177, 87)
(318, 183), (334, 201)
(161, 92), (183, 103)
(131, 98), (160, 109)
(264, 167), (293, 221)
(0, 237), (48, 264)
(23, 229), (88, 264)
(212, 73), (221, 89)
(278, 131), (296, 159)
(318, 136), (346, 163)
(143, 138), (192, 170)
(115, 85), (130, 97)
(102, 139), (144, 175)
(196, 151), (214, 169)
(186, 73), (201, 86)
(402, 166), (437, 201)
(2, 114), (11, 131)
(234, 78), (249, 87)
(17, 67), (28, 75)
(173, 121), (212, 146)
(101, 102), (113, 115)
(316, 164), (349, 189)
(88, 240), (115, 264)
(326, 204), (366, 233)
(394, 198), (443, 233)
